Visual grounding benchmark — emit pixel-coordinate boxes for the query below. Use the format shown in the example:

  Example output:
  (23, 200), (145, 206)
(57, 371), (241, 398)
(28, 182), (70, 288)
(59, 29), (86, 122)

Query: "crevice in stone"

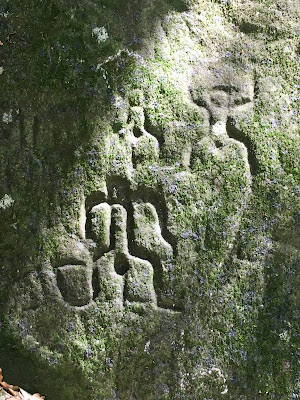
(92, 267), (100, 300)
(226, 117), (259, 176)
(32, 116), (39, 151)
(144, 112), (165, 148)
(213, 85), (238, 94)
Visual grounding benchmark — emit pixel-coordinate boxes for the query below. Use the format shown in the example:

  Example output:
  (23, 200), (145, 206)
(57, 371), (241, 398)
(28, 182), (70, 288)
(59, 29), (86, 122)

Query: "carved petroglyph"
(131, 202), (177, 309)
(56, 179), (179, 311)
(190, 70), (258, 178)
(126, 106), (160, 166)
(92, 204), (157, 306)
(55, 73), (257, 311)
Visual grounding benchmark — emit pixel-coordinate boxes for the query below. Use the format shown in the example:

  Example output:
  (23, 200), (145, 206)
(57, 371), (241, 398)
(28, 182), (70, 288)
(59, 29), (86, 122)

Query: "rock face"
(0, 1), (299, 399)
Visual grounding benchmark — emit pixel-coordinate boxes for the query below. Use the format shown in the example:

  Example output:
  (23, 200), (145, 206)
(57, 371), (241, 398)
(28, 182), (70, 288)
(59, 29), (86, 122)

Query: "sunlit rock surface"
(0, 1), (299, 399)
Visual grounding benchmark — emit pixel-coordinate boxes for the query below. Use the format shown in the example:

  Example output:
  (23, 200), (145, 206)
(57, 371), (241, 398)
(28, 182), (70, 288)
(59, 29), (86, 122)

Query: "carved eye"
(210, 91), (229, 107)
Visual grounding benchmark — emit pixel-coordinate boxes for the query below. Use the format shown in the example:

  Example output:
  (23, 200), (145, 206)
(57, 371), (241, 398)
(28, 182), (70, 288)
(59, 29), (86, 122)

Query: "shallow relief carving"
(189, 66), (257, 178)
(11, 65), (257, 321)
(53, 70), (256, 312)
(9, 104), (181, 316)
(55, 178), (180, 312)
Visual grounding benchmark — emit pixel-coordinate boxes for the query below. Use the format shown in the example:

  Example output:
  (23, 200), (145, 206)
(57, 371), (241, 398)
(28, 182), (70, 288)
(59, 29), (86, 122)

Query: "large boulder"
(0, 0), (299, 398)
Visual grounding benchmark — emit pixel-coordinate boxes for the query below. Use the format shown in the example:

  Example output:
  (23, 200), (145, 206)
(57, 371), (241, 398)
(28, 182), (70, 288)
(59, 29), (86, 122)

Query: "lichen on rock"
(0, 0), (299, 399)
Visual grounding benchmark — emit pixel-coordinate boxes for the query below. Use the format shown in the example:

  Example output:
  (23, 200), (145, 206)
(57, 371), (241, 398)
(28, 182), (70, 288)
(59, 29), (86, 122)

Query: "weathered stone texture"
(0, 0), (299, 399)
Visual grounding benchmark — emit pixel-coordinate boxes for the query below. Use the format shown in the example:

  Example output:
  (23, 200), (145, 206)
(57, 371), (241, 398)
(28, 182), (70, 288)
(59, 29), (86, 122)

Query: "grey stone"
(0, 1), (299, 399)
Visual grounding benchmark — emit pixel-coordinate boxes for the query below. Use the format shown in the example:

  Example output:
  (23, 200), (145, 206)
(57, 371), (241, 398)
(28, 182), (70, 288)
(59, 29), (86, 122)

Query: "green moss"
(1, 0), (299, 398)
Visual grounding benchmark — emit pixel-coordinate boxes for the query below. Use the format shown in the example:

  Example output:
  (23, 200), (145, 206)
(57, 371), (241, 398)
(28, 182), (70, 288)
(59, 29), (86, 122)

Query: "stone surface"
(0, 1), (299, 399)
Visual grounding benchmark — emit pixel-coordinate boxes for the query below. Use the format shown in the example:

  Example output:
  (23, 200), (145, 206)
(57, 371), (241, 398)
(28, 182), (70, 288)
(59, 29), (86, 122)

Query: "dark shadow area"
(0, 332), (97, 400)
(106, 175), (132, 208)
(92, 267), (100, 300)
(114, 252), (131, 276)
(238, 21), (262, 34)
(144, 111), (165, 148)
(252, 244), (299, 397)
(133, 126), (143, 138)
(226, 117), (259, 176)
